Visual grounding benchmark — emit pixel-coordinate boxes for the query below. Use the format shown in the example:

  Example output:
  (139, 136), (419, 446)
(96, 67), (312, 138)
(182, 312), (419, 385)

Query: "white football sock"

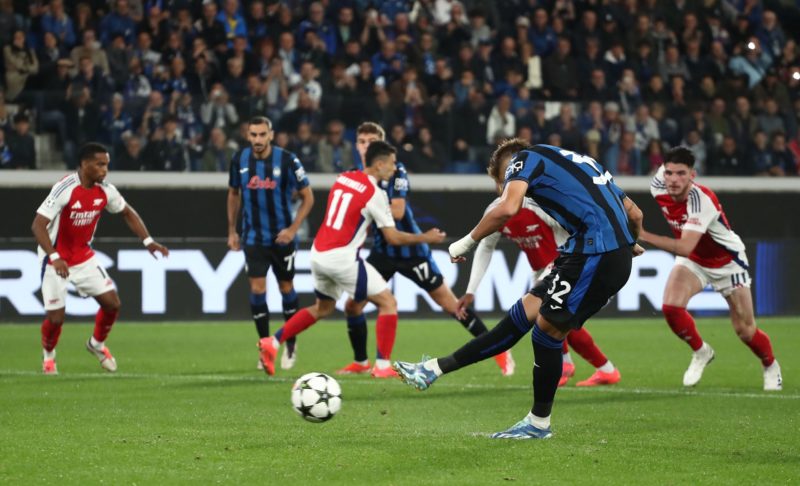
(424, 359), (443, 377)
(356, 360), (368, 366)
(562, 352), (574, 364)
(43, 349), (56, 360)
(598, 360), (615, 373)
(527, 411), (551, 429)
(374, 359), (391, 369)
(89, 336), (104, 350)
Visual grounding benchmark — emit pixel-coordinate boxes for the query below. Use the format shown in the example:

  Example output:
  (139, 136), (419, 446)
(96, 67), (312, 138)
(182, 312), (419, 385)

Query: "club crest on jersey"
(393, 177), (409, 192)
(93, 198), (104, 206)
(272, 167), (281, 178)
(247, 175), (277, 190)
(505, 156), (525, 179)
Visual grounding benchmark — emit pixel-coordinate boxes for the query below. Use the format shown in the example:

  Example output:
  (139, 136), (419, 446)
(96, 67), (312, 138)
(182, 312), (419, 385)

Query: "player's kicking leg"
(41, 308), (65, 375)
(277, 280), (300, 370)
(661, 264), (714, 387)
(427, 282), (515, 376)
(84, 290), (120, 372)
(725, 286), (782, 391)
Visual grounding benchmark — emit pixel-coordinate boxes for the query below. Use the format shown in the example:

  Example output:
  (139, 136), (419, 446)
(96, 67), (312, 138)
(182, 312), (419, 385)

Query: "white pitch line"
(1, 369), (796, 400)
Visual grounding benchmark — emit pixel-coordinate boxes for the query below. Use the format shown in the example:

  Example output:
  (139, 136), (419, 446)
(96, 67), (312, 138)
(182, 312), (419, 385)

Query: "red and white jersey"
(312, 171), (394, 259)
(466, 197), (567, 294)
(36, 173), (127, 266)
(650, 166), (747, 269)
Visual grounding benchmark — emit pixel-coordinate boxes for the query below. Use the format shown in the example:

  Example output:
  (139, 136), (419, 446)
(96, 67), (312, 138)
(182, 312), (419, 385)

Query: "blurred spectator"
(729, 37), (772, 88)
(73, 3), (96, 41)
(201, 84), (238, 136)
(626, 104), (660, 152)
(486, 94), (515, 144)
(199, 127), (236, 172)
(757, 97), (787, 136)
(139, 90), (167, 135)
(683, 129), (708, 173)
(138, 4), (168, 50)
(123, 56), (152, 115)
(115, 134), (144, 170)
(753, 69), (791, 111)
(286, 61), (322, 111)
(551, 103), (583, 152)
(584, 68), (614, 102)
(278, 90), (320, 134)
(0, 128), (13, 169)
(216, 0), (248, 48)
(134, 31), (162, 77)
(317, 119), (353, 173)
(542, 36), (578, 100)
(194, 0), (227, 52)
(604, 130), (641, 175)
(288, 122), (319, 172)
(69, 56), (112, 107)
(411, 125), (446, 173)
(529, 8), (557, 58)
(644, 139), (665, 174)
(6, 113), (36, 169)
(106, 33), (133, 89)
(298, 1), (335, 55)
(708, 135), (747, 175)
(769, 132), (798, 175)
(99, 0), (136, 46)
(42, 0), (77, 49)
(707, 98), (731, 147)
(101, 92), (133, 151)
(756, 10), (786, 61)
(142, 115), (186, 170)
(658, 44), (690, 83)
(0, 0), (23, 47)
(751, 130), (773, 175)
(4, 30), (39, 101)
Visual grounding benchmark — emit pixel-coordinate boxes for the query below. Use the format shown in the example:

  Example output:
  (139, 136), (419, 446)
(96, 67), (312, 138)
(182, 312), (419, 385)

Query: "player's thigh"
(268, 244), (297, 282)
(41, 264), (68, 312)
(309, 259), (343, 302)
(71, 258), (116, 300)
(362, 261), (391, 304)
(532, 247), (632, 332)
(725, 286), (757, 339)
(366, 252), (397, 283)
(243, 245), (270, 278)
(663, 259), (705, 307)
(396, 255), (444, 294)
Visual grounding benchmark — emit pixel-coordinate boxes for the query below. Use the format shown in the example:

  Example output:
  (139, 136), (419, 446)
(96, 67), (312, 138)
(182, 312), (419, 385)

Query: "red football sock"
(567, 327), (608, 368)
(744, 329), (775, 367)
(561, 340), (569, 355)
(93, 308), (119, 343)
(41, 319), (62, 352)
(277, 308), (317, 343)
(662, 305), (704, 351)
(375, 313), (398, 360)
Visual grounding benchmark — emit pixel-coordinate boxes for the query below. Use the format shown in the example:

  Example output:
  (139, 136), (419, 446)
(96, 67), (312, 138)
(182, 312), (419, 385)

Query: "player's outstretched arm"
(380, 227), (446, 246)
(456, 232), (501, 319)
(31, 214), (69, 278)
(120, 205), (169, 258)
(226, 187), (241, 250)
(639, 229), (703, 257)
(449, 180), (526, 260)
(275, 186), (314, 245)
(623, 197), (643, 240)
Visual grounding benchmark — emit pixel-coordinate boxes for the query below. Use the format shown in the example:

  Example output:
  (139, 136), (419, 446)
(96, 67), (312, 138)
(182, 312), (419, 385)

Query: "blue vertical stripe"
(568, 254), (601, 313)
(256, 158), (269, 245)
(354, 258), (368, 301)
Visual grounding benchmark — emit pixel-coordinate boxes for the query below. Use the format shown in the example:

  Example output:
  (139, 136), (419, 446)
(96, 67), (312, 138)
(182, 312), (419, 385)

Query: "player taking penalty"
(639, 147), (782, 391)
(394, 139), (644, 439)
(32, 142), (169, 375)
(258, 141), (445, 376)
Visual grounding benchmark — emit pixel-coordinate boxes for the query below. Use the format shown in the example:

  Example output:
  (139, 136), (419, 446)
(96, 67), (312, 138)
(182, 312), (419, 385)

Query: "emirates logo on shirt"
(247, 175), (278, 190)
(70, 209), (101, 226)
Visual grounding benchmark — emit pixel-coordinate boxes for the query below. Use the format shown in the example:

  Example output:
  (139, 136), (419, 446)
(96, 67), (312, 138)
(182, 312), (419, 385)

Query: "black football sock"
(530, 322), (564, 420)
(438, 299), (533, 374)
(249, 292), (269, 338)
(346, 314), (368, 362)
(281, 289), (299, 354)
(453, 308), (490, 337)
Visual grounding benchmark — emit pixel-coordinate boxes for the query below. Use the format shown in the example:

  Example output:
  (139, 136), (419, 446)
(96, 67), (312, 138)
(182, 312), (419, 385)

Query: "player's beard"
(253, 144), (266, 155)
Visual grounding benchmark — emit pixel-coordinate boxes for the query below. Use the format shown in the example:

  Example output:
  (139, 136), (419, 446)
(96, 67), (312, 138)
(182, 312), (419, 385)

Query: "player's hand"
(147, 241), (169, 259)
(632, 243), (645, 257)
(275, 228), (296, 245)
(52, 259), (69, 278)
(227, 233), (241, 251)
(449, 234), (477, 260)
(424, 228), (446, 244)
(455, 293), (474, 320)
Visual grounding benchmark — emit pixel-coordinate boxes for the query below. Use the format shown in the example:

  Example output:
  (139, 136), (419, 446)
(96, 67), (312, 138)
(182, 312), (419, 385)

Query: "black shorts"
(243, 244), (297, 281)
(367, 252), (444, 292)
(531, 246), (632, 332)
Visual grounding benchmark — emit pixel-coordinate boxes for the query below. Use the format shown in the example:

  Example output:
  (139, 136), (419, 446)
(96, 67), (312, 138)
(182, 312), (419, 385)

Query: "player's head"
(78, 142), (111, 183)
(364, 140), (397, 181)
(663, 146), (696, 199)
(488, 138), (533, 194)
(247, 116), (273, 154)
(356, 122), (385, 162)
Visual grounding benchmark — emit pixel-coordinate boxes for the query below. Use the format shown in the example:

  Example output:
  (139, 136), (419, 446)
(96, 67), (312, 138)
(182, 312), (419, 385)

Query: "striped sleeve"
(682, 187), (718, 234)
(228, 150), (242, 189)
(36, 174), (76, 220)
(650, 165), (667, 197)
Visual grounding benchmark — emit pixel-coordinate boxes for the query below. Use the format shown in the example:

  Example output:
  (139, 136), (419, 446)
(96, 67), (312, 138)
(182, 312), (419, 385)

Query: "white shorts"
(675, 256), (750, 297)
(532, 263), (554, 284)
(41, 256), (116, 310)
(310, 250), (388, 301)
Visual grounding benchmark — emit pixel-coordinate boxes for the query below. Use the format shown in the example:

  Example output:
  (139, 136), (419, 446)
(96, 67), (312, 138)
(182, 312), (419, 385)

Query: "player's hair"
(356, 122), (385, 141)
(664, 146), (696, 168)
(248, 116), (272, 129)
(488, 138), (533, 181)
(365, 140), (396, 166)
(78, 142), (109, 164)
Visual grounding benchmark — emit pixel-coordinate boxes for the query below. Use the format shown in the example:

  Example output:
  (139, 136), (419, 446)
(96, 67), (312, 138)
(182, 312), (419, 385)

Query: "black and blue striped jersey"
(371, 162), (430, 259)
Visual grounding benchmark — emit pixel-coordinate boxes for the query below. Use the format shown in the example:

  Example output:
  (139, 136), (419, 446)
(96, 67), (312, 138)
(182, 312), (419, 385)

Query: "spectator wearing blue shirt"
(729, 37), (772, 88)
(101, 93), (133, 153)
(41, 0), (76, 49)
(297, 2), (337, 55)
(99, 0), (137, 46)
(216, 0), (248, 49)
(372, 40), (404, 82)
(528, 9), (557, 58)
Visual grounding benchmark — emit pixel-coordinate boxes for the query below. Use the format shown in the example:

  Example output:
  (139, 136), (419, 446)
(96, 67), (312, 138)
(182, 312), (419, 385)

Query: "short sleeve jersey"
(650, 166), (748, 269)
(504, 144), (634, 254)
(312, 171), (395, 259)
(228, 146), (310, 247)
(36, 173), (126, 266)
(370, 162), (430, 259)
(494, 197), (566, 271)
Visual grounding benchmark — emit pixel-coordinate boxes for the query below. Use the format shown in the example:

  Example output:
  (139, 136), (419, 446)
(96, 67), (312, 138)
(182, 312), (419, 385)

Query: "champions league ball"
(291, 372), (342, 422)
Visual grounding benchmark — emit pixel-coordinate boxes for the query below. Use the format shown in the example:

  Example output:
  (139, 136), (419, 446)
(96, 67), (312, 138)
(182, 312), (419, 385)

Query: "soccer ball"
(291, 372), (342, 422)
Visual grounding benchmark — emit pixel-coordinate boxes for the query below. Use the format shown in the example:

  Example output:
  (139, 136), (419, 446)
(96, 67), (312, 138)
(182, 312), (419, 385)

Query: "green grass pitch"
(1, 317), (798, 484)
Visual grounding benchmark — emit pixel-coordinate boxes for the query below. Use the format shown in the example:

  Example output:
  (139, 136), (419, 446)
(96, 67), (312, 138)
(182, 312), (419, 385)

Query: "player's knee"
(277, 281), (293, 294)
(344, 299), (362, 316)
(376, 293), (397, 314)
(47, 315), (65, 327)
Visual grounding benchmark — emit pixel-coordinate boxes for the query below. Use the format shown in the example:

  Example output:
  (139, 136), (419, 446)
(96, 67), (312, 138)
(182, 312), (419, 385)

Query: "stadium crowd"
(0, 0), (799, 175)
